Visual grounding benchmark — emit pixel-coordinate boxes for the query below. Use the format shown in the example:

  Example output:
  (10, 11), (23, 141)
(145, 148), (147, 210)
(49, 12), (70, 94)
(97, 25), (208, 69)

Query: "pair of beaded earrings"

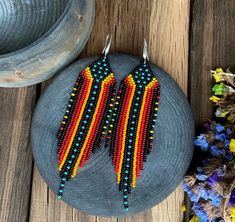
(56, 36), (160, 211)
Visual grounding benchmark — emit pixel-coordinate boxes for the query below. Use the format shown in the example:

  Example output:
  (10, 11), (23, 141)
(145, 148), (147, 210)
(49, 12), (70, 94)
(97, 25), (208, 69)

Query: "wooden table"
(0, 0), (234, 221)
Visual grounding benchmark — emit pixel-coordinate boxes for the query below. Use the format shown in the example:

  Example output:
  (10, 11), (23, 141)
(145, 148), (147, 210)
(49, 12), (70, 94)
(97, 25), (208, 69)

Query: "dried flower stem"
(210, 70), (235, 77)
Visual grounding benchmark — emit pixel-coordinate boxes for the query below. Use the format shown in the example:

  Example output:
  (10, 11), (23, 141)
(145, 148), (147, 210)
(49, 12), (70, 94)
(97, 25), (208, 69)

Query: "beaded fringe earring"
(56, 35), (117, 198)
(106, 40), (160, 210)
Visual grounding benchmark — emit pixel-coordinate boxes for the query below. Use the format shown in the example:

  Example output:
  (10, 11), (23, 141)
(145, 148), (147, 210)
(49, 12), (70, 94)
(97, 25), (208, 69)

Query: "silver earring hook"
(102, 34), (112, 58)
(143, 38), (149, 63)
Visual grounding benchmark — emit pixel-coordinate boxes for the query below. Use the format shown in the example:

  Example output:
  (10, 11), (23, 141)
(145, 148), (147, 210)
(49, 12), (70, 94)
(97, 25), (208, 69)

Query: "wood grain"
(147, 1), (190, 222)
(189, 0), (235, 127)
(0, 87), (36, 222)
(149, 0), (189, 94)
(29, 0), (189, 221)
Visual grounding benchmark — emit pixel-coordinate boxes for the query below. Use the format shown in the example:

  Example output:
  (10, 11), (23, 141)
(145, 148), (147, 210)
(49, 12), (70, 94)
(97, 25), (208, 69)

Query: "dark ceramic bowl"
(31, 54), (194, 217)
(0, 0), (95, 87)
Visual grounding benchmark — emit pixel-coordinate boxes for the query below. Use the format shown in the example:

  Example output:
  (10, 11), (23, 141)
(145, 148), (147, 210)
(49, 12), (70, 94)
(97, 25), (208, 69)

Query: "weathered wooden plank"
(151, 186), (185, 222)
(189, 0), (235, 127)
(185, 1), (235, 221)
(30, 166), (97, 222)
(96, 217), (117, 222)
(30, 0), (189, 221)
(0, 87), (36, 222)
(147, 1), (190, 222)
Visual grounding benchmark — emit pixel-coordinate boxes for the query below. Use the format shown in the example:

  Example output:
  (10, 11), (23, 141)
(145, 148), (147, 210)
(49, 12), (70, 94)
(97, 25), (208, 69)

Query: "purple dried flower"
(187, 190), (200, 203)
(224, 139), (230, 148)
(228, 188), (235, 206)
(208, 190), (222, 207)
(182, 181), (190, 192)
(215, 124), (224, 133)
(207, 173), (222, 187)
(215, 133), (227, 142)
(195, 173), (208, 181)
(195, 134), (209, 151)
(210, 145), (224, 157)
(198, 187), (209, 200)
(226, 127), (232, 135)
(192, 203), (208, 222)
(224, 152), (233, 160)
(214, 166), (226, 177)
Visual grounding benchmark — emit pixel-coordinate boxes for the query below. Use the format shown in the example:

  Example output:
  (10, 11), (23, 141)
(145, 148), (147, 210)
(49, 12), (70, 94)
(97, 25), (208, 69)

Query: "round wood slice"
(0, 0), (95, 87)
(31, 54), (194, 217)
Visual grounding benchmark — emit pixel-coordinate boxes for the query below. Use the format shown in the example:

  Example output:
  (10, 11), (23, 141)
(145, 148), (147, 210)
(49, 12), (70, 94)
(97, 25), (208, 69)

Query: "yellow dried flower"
(229, 139), (235, 152)
(212, 68), (224, 82)
(189, 215), (199, 222)
(231, 206), (235, 222)
(221, 111), (229, 117)
(209, 95), (221, 103)
(228, 115), (235, 123)
(181, 204), (186, 212)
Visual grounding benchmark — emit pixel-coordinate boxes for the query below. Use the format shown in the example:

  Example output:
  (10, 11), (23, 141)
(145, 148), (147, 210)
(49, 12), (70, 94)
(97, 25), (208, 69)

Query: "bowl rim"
(0, 0), (95, 87)
(0, 0), (72, 58)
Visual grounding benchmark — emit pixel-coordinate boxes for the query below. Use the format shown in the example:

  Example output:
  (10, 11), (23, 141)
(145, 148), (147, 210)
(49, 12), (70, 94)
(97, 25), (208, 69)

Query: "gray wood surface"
(0, 87), (36, 221)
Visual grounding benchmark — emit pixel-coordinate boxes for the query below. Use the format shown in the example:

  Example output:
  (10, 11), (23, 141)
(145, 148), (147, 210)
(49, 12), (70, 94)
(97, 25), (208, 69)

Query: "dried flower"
(211, 68), (224, 83)
(189, 215), (200, 222)
(183, 67), (235, 222)
(212, 83), (230, 95)
(181, 204), (186, 212)
(229, 188), (235, 206)
(230, 139), (235, 153)
(210, 95), (221, 103)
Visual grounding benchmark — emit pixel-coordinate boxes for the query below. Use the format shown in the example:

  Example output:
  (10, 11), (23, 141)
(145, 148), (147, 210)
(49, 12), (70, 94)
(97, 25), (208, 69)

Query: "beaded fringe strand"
(56, 56), (117, 197)
(107, 60), (160, 210)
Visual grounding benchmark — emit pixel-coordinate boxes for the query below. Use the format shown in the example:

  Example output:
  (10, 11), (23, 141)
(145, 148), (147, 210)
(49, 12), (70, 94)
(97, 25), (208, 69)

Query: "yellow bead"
(150, 130), (154, 133)
(110, 124), (113, 128)
(103, 126), (107, 129)
(64, 116), (68, 119)
(71, 93), (75, 96)
(62, 121), (66, 124)
(73, 88), (77, 91)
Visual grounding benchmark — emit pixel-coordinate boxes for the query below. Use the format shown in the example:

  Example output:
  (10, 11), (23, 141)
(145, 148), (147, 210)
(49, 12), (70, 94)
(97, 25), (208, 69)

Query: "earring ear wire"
(102, 34), (112, 58)
(143, 38), (149, 63)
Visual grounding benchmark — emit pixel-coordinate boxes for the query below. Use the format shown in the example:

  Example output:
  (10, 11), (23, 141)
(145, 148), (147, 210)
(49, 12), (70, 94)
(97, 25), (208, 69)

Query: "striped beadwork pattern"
(107, 60), (160, 210)
(56, 56), (117, 198)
